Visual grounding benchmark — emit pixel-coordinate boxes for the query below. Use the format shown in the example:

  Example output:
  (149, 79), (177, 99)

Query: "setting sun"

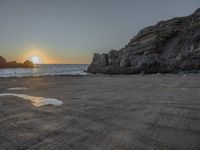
(20, 49), (50, 64)
(31, 56), (40, 64)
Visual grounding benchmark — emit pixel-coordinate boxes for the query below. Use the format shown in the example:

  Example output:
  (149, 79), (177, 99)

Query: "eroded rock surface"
(88, 8), (200, 74)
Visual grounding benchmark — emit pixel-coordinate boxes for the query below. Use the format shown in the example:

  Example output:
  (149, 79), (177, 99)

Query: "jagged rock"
(87, 8), (200, 74)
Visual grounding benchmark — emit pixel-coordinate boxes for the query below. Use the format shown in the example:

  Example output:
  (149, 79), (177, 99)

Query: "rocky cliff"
(0, 56), (34, 68)
(87, 9), (200, 74)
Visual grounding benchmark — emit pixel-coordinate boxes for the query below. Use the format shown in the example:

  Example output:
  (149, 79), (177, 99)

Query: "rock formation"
(0, 56), (6, 68)
(23, 60), (34, 68)
(87, 8), (200, 74)
(0, 56), (34, 68)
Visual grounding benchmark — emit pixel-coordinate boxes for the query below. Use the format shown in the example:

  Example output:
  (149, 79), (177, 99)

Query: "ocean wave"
(0, 64), (89, 77)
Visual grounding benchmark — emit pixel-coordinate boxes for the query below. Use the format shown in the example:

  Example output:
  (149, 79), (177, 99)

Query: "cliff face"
(87, 9), (200, 74)
(0, 56), (34, 68)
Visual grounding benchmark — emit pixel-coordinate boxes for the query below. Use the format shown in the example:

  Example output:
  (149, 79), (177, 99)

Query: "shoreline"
(0, 72), (200, 79)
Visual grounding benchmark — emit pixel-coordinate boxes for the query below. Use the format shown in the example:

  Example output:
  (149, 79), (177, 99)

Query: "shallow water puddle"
(7, 87), (28, 90)
(0, 93), (63, 107)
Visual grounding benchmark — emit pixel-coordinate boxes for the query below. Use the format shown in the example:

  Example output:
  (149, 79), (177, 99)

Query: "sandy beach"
(0, 74), (200, 150)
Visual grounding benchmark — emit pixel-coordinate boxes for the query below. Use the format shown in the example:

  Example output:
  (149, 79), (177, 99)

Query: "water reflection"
(0, 93), (63, 107)
(7, 87), (28, 90)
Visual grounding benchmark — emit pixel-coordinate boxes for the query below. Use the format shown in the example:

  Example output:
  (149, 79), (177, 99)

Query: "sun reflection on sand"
(0, 93), (63, 107)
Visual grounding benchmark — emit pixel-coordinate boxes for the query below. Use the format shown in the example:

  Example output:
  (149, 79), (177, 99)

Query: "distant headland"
(0, 56), (34, 68)
(87, 8), (200, 74)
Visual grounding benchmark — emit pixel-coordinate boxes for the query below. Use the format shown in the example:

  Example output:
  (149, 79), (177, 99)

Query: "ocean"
(0, 64), (89, 77)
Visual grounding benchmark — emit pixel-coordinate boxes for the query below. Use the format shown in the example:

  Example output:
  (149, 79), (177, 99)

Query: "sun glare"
(21, 49), (49, 64)
(31, 56), (40, 64)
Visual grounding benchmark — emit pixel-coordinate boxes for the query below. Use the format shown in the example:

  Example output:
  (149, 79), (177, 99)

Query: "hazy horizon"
(0, 0), (199, 64)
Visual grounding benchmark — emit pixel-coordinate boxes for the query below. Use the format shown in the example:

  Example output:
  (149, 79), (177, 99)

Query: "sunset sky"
(0, 0), (199, 64)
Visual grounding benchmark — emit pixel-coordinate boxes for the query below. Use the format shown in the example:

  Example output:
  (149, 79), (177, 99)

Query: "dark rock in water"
(23, 60), (34, 68)
(5, 61), (18, 68)
(0, 56), (6, 66)
(0, 56), (34, 68)
(87, 8), (200, 74)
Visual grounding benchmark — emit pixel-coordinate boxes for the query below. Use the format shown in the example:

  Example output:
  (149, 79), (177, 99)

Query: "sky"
(0, 0), (199, 64)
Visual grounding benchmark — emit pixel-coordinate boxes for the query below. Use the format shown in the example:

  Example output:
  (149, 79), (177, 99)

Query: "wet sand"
(0, 74), (200, 150)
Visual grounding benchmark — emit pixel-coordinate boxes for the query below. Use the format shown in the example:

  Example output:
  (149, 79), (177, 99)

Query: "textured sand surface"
(0, 75), (200, 150)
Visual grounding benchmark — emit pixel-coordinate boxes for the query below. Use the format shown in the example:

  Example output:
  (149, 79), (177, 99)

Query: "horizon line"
(34, 63), (90, 65)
